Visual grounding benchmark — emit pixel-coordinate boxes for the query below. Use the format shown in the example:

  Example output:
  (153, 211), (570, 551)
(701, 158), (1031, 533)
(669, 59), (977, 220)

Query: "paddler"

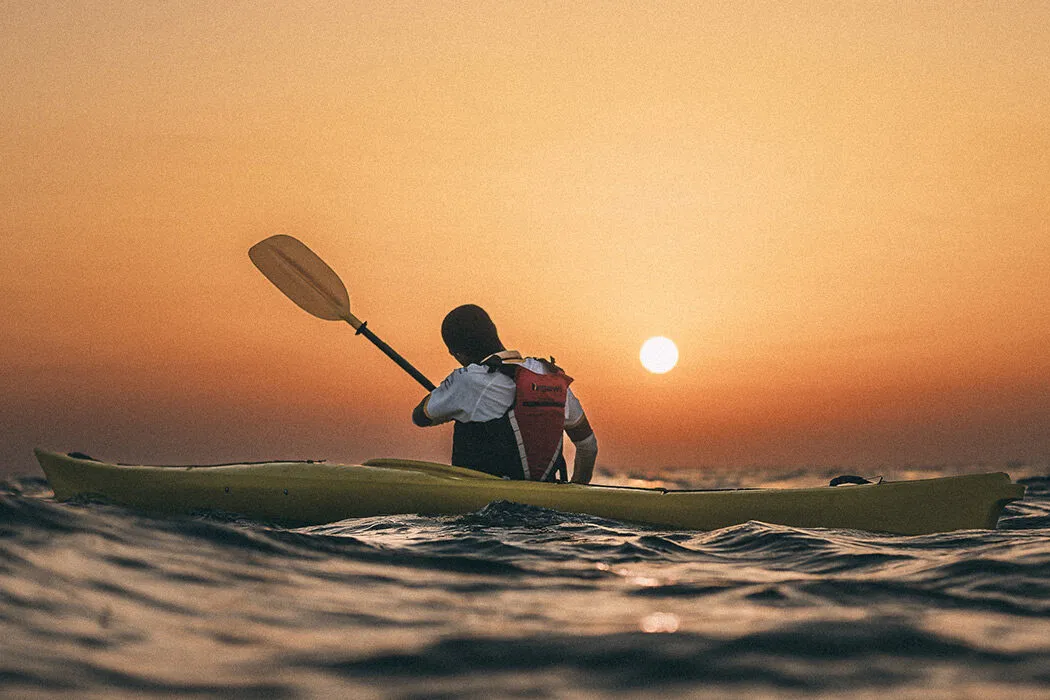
(412, 304), (598, 483)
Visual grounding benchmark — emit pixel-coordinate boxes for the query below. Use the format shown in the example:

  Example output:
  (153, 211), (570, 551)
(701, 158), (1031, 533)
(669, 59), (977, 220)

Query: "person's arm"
(566, 414), (597, 484)
(412, 395), (436, 427)
(411, 369), (466, 427)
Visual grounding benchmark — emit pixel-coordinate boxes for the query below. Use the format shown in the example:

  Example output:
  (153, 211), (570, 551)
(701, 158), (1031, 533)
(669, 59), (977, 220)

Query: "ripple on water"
(1, 473), (1048, 698)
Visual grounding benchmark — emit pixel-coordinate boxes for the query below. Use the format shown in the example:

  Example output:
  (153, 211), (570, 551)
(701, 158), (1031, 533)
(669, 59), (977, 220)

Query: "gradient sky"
(3, 1), (1048, 477)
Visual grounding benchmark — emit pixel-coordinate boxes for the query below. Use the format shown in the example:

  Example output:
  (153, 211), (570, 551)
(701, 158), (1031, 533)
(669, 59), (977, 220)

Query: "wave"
(289, 620), (1050, 695)
(3, 474), (1049, 698)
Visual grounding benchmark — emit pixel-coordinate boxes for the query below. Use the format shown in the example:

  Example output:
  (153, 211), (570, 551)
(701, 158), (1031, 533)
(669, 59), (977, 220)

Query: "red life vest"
(508, 363), (573, 481)
(449, 356), (573, 481)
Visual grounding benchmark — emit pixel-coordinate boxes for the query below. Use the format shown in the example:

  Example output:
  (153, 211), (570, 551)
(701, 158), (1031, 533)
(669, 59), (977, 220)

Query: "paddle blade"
(249, 235), (353, 323)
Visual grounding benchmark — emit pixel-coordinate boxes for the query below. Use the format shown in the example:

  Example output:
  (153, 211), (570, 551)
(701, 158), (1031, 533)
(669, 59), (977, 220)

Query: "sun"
(639, 336), (679, 374)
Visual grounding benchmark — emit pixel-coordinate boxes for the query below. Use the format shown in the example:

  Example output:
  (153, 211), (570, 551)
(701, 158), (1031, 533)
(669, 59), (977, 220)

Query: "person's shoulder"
(522, 356), (567, 375)
(440, 363), (498, 387)
(435, 365), (471, 390)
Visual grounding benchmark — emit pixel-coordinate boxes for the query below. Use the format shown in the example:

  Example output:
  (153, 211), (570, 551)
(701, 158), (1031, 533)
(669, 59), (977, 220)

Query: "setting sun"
(640, 336), (679, 374)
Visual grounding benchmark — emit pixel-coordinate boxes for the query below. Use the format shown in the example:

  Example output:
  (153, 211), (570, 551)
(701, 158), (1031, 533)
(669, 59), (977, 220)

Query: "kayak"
(34, 449), (1025, 535)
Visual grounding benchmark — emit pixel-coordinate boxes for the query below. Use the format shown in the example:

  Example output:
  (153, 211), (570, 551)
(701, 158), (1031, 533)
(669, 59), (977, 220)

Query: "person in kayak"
(412, 304), (598, 483)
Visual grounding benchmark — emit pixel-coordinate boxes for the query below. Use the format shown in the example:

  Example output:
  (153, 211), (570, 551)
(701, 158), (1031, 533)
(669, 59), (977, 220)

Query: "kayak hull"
(34, 450), (1025, 535)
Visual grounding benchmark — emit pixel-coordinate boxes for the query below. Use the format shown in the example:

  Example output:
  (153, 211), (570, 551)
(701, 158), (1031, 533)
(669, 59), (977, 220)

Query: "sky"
(2, 1), (1048, 477)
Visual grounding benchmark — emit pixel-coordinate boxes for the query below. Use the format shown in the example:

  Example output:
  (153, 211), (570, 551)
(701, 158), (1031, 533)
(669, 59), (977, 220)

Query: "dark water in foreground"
(2, 470), (1049, 699)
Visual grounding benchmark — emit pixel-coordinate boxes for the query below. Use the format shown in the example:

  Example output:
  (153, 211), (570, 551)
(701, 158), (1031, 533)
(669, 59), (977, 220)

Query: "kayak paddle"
(249, 234), (436, 391)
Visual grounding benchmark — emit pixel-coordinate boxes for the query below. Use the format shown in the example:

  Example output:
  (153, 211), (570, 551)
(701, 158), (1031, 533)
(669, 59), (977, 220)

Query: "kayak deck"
(34, 450), (1026, 535)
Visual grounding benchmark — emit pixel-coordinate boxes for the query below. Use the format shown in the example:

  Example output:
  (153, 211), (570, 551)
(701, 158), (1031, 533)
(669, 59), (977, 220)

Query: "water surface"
(2, 469), (1048, 698)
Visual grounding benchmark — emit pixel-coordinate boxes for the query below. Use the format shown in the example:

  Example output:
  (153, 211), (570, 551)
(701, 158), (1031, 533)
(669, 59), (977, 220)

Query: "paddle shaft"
(351, 319), (436, 392)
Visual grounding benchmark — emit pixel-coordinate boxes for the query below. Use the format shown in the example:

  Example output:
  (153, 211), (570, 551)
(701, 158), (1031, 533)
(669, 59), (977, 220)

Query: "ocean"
(2, 466), (1048, 699)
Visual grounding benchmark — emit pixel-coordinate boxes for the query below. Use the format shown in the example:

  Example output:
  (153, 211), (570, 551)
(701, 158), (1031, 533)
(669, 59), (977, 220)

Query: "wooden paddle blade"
(249, 235), (352, 322)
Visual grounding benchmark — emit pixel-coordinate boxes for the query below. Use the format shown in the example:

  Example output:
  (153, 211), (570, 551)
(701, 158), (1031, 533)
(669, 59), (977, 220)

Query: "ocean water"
(2, 467), (1049, 699)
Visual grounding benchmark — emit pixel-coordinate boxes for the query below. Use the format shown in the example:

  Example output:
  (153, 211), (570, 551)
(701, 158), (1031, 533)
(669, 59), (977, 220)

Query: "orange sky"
(3, 2), (1048, 477)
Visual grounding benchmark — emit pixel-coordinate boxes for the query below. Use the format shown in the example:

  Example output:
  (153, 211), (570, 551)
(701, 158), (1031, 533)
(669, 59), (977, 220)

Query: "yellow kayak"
(34, 449), (1025, 535)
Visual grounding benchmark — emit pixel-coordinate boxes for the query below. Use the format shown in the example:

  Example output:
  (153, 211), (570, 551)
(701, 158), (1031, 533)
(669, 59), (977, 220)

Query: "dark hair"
(441, 304), (504, 363)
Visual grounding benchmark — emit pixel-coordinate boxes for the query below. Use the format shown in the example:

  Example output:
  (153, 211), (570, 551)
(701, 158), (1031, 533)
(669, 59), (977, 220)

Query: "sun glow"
(640, 336), (679, 374)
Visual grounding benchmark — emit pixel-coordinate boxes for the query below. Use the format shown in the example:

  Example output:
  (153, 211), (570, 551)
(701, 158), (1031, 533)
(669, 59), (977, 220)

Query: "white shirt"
(424, 352), (587, 429)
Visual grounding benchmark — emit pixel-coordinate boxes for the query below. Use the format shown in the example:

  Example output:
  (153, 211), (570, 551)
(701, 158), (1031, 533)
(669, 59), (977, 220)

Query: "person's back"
(412, 305), (597, 483)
